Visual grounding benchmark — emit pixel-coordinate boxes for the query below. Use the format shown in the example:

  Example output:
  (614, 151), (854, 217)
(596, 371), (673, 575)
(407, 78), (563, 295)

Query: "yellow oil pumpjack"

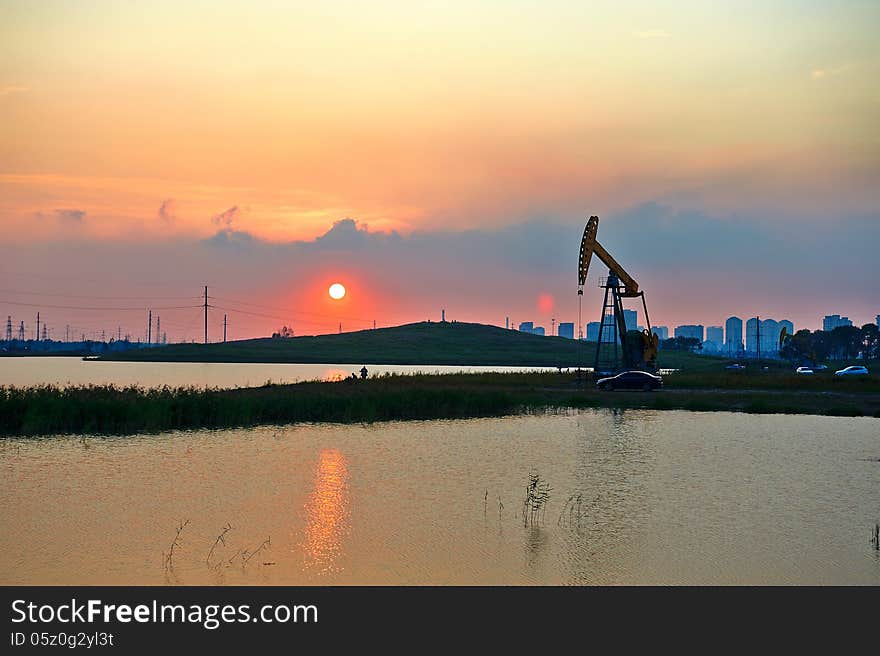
(578, 215), (659, 373)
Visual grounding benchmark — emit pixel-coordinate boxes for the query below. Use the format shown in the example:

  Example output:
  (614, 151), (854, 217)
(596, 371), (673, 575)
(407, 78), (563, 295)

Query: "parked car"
(795, 367), (814, 375)
(834, 365), (869, 376)
(596, 370), (662, 391)
(725, 363), (745, 370)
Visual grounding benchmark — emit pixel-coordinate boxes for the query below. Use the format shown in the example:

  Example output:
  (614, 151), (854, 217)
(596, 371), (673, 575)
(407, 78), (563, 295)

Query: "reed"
(1, 370), (877, 437)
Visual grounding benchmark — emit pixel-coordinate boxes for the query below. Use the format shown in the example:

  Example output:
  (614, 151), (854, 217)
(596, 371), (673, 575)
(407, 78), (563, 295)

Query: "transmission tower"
(204, 286), (209, 344)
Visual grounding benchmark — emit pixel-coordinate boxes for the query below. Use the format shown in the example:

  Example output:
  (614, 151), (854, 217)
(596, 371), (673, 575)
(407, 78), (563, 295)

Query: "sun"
(328, 282), (346, 300)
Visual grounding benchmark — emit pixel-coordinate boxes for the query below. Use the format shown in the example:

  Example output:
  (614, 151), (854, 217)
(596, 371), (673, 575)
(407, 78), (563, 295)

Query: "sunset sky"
(1, 1), (878, 341)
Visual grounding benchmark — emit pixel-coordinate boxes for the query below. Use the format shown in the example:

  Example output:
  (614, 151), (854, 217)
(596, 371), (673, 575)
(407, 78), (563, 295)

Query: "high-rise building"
(725, 316), (743, 355)
(586, 321), (601, 342)
(746, 317), (759, 353)
(823, 314), (852, 331)
(760, 318), (779, 354)
(652, 326), (669, 341)
(706, 326), (724, 345)
(744, 317), (790, 355)
(622, 309), (638, 332)
(876, 315), (880, 329)
(557, 322), (574, 339)
(518, 321), (534, 333)
(706, 326), (724, 351)
(674, 324), (704, 341)
(533, 326), (545, 336)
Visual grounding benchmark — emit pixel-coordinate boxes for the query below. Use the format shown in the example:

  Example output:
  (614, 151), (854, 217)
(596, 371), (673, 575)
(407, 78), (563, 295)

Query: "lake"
(1, 410), (878, 585)
(0, 356), (555, 389)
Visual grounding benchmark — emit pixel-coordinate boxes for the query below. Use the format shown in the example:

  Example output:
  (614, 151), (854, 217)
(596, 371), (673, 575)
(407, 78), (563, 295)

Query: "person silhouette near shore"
(360, 366), (368, 379)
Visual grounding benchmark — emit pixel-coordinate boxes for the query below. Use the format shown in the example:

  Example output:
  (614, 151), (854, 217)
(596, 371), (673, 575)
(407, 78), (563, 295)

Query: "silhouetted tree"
(828, 325), (861, 359)
(860, 323), (879, 359)
(660, 336), (702, 352)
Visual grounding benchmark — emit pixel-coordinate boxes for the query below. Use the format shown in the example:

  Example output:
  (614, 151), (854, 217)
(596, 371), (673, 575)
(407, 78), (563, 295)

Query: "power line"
(0, 288), (200, 300)
(210, 295), (376, 324)
(0, 300), (202, 311)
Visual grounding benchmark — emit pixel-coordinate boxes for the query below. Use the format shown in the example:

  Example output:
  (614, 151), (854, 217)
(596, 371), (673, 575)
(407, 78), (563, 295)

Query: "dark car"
(596, 370), (662, 391)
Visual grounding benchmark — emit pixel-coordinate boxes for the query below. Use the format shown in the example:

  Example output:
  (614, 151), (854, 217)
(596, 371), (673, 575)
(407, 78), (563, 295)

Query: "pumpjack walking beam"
(577, 215), (658, 371)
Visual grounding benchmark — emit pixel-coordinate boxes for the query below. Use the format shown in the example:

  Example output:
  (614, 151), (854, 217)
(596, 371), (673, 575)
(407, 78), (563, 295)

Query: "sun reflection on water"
(301, 449), (350, 575)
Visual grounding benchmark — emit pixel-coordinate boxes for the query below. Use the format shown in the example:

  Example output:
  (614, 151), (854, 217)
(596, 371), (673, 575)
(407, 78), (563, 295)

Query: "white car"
(834, 365), (869, 376)
(795, 367), (814, 375)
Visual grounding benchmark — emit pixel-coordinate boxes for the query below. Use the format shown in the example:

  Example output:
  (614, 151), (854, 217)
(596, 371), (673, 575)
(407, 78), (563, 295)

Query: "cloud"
(202, 229), (257, 249)
(211, 205), (239, 228)
(310, 218), (402, 250)
(54, 208), (86, 222)
(158, 199), (176, 223)
(6, 204), (878, 335)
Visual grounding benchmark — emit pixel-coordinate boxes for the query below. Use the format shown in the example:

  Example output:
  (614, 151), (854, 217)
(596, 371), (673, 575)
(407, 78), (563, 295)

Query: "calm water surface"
(1, 410), (878, 585)
(0, 357), (553, 388)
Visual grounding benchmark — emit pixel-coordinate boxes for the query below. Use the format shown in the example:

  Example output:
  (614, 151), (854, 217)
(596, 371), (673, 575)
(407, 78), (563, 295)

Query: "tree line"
(780, 324), (879, 363)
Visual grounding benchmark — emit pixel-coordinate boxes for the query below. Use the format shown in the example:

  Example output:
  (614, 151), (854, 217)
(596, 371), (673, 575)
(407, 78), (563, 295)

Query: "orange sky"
(1, 1), (878, 339)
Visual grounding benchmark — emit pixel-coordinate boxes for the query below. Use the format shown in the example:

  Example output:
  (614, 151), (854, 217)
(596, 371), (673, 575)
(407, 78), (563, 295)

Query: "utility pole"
(18, 321), (25, 341)
(373, 320), (376, 330)
(156, 316), (160, 345)
(66, 324), (70, 342)
(339, 322), (342, 334)
(552, 318), (556, 336)
(204, 286), (208, 344)
(36, 312), (40, 341)
(223, 314), (227, 342)
(147, 310), (152, 345)
(42, 323), (48, 341)
(5, 316), (11, 342)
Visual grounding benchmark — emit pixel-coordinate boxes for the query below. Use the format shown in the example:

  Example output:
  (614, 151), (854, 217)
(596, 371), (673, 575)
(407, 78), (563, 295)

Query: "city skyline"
(5, 300), (878, 345)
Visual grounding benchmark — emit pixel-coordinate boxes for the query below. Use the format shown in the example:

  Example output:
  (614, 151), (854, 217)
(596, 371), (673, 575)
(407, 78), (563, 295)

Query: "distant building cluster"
(823, 314), (853, 331)
(510, 309), (877, 360)
(517, 321), (546, 336)
(674, 324), (704, 342)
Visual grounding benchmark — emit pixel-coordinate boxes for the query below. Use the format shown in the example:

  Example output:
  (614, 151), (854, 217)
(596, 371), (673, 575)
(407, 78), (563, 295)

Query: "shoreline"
(2, 372), (878, 437)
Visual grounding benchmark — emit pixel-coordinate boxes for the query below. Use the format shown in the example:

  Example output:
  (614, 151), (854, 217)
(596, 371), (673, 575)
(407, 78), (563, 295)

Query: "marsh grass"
(1, 370), (878, 437)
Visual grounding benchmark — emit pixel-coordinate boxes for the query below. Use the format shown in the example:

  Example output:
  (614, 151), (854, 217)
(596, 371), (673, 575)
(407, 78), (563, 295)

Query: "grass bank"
(2, 371), (878, 437)
(98, 320), (718, 370)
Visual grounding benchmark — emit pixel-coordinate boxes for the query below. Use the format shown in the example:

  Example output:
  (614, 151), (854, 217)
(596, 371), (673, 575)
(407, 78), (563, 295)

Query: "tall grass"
(1, 370), (877, 437)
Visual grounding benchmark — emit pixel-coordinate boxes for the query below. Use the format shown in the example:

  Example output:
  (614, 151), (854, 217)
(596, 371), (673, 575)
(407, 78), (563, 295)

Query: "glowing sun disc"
(328, 283), (346, 300)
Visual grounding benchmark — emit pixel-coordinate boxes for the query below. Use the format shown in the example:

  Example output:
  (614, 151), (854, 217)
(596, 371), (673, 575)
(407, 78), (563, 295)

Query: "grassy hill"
(100, 320), (718, 369)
